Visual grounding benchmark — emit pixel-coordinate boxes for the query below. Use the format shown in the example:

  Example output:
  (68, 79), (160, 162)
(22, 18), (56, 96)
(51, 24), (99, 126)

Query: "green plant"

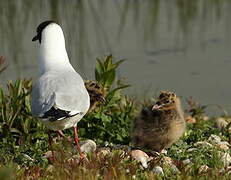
(0, 79), (45, 142)
(79, 55), (134, 145)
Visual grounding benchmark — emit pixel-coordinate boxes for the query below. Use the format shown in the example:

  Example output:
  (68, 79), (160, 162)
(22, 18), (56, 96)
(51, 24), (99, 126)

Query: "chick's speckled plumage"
(132, 91), (186, 152)
(84, 80), (105, 112)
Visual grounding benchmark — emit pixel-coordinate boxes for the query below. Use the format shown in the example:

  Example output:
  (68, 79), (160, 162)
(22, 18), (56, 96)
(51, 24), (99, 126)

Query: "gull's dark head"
(32, 20), (56, 43)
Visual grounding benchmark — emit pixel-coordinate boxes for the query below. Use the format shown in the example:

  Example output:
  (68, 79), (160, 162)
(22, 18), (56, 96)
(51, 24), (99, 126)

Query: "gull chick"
(31, 21), (90, 157)
(84, 80), (106, 113)
(132, 91), (186, 152)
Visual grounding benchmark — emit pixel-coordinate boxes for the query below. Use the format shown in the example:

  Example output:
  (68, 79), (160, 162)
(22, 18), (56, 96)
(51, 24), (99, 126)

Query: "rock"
(22, 153), (34, 162)
(217, 141), (229, 150)
(46, 165), (55, 173)
(202, 116), (209, 121)
(194, 141), (213, 148)
(80, 139), (97, 154)
(219, 152), (231, 166)
(219, 167), (231, 175)
(43, 151), (54, 158)
(215, 118), (228, 130)
(130, 150), (149, 168)
(160, 149), (167, 155)
(163, 156), (173, 165)
(186, 116), (196, 124)
(182, 159), (193, 173)
(97, 148), (111, 156)
(182, 159), (191, 165)
(162, 156), (180, 174)
(198, 165), (209, 174)
(170, 164), (180, 174)
(152, 166), (164, 176)
(208, 134), (221, 144)
(186, 148), (197, 152)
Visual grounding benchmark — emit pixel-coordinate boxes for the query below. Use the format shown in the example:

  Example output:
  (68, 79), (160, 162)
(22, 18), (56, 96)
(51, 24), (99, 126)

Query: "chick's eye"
(165, 100), (169, 104)
(95, 85), (100, 89)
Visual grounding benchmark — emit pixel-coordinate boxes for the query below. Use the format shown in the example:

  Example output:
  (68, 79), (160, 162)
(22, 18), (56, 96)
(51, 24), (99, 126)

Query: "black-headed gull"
(31, 20), (90, 158)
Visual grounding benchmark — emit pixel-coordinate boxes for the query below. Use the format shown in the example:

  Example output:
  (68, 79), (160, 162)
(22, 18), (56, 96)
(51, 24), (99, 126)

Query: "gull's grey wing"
(31, 70), (90, 121)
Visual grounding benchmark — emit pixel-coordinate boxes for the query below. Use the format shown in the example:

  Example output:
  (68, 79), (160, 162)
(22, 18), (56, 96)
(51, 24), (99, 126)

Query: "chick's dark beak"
(32, 35), (39, 41)
(152, 104), (160, 111)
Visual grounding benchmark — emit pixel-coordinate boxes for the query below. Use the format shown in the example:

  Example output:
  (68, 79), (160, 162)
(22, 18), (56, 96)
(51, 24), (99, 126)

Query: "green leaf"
(106, 85), (130, 102)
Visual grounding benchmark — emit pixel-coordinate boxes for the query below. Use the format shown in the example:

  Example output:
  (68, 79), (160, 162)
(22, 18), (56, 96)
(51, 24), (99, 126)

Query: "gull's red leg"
(56, 130), (72, 142)
(73, 126), (83, 157)
(48, 130), (55, 161)
(57, 130), (66, 138)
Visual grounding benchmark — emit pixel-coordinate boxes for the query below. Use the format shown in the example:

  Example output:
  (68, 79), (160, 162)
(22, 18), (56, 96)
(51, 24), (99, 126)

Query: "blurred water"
(0, 0), (231, 115)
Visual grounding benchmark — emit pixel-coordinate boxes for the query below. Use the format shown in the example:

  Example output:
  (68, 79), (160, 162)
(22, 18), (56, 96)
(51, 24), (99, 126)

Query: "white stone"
(215, 118), (228, 130)
(152, 166), (164, 176)
(220, 152), (231, 166)
(131, 150), (149, 168)
(194, 141), (213, 148)
(170, 164), (180, 174)
(217, 141), (230, 150)
(208, 134), (221, 144)
(160, 149), (167, 154)
(80, 139), (97, 153)
(22, 153), (34, 162)
(163, 156), (173, 165)
(182, 159), (191, 165)
(198, 165), (209, 174)
(186, 148), (197, 152)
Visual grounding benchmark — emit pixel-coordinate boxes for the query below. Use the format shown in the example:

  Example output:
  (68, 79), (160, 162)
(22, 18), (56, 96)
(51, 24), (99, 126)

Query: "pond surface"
(0, 0), (231, 115)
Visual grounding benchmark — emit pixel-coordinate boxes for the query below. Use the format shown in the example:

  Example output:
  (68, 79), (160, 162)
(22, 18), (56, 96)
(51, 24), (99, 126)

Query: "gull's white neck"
(38, 24), (70, 75)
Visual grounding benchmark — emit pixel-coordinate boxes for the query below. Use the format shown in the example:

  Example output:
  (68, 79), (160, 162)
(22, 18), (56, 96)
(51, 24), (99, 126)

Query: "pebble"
(97, 148), (111, 156)
(217, 141), (229, 150)
(162, 156), (180, 174)
(186, 148), (197, 152)
(198, 165), (209, 174)
(220, 152), (231, 166)
(208, 134), (221, 144)
(215, 118), (228, 130)
(130, 150), (149, 168)
(219, 166), (231, 175)
(162, 156), (173, 165)
(182, 159), (191, 165)
(185, 116), (196, 124)
(170, 164), (180, 174)
(80, 139), (97, 154)
(202, 116), (209, 121)
(194, 141), (213, 148)
(22, 153), (35, 162)
(160, 149), (167, 155)
(152, 166), (164, 176)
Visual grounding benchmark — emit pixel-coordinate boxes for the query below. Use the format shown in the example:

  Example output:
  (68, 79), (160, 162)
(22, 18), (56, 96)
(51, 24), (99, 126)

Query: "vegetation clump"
(0, 55), (230, 179)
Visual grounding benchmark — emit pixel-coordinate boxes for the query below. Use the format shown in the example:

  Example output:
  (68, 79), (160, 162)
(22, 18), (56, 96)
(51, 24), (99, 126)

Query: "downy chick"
(132, 91), (186, 152)
(84, 80), (106, 112)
